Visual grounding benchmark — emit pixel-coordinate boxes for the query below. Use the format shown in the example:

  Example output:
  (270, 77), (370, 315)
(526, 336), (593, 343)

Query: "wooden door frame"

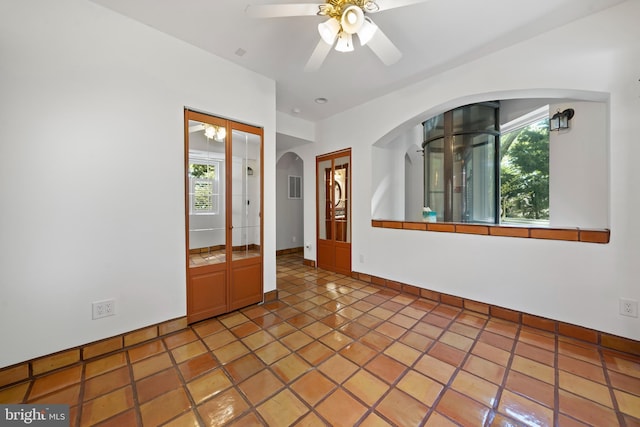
(184, 109), (264, 324)
(316, 148), (352, 275)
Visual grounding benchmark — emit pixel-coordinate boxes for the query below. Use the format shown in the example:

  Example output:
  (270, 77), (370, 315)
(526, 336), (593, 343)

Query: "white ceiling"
(89, 0), (623, 123)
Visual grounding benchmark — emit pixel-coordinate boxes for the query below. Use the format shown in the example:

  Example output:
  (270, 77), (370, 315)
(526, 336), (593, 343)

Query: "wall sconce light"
(550, 108), (575, 131)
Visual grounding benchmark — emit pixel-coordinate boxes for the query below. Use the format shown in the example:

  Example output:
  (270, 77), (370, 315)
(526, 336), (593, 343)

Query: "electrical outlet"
(92, 299), (116, 319)
(619, 298), (638, 318)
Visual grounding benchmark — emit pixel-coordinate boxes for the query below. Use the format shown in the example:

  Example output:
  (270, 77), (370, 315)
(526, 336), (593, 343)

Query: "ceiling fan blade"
(366, 27), (402, 65)
(245, 3), (322, 18)
(371, 0), (431, 13)
(304, 39), (332, 72)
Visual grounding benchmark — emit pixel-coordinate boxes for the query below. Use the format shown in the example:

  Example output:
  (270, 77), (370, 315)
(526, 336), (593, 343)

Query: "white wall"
(372, 125), (423, 220)
(405, 146), (424, 223)
(276, 111), (316, 142)
(371, 146), (400, 220)
(550, 101), (609, 228)
(302, 1), (640, 340)
(0, 0), (276, 368)
(276, 153), (304, 251)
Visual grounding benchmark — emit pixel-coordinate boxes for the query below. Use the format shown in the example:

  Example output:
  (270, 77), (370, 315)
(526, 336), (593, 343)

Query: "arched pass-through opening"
(372, 89), (609, 231)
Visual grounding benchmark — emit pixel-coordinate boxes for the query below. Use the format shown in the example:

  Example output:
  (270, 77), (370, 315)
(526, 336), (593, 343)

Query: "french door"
(316, 149), (351, 275)
(185, 110), (263, 323)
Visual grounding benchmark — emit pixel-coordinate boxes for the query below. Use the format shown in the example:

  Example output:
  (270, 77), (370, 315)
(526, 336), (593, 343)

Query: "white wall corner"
(276, 111), (316, 142)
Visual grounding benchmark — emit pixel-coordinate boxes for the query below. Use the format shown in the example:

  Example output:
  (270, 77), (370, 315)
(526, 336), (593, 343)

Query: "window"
(500, 107), (549, 225)
(423, 102), (550, 225)
(192, 178), (214, 212)
(423, 102), (499, 223)
(288, 175), (302, 199)
(189, 160), (220, 214)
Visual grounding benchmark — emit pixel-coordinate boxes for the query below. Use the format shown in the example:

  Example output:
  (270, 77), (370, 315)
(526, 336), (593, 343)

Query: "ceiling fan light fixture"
(203, 124), (226, 141)
(335, 31), (354, 52)
(204, 124), (216, 140)
(340, 5), (364, 34)
(357, 17), (378, 46)
(318, 18), (341, 45)
(216, 126), (226, 141)
(317, 4), (332, 16)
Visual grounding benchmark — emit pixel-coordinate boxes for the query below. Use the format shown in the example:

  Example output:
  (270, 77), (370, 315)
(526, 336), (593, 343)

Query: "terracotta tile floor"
(2, 253), (640, 426)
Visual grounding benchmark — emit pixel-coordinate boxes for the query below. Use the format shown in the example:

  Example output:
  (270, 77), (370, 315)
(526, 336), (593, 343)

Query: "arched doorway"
(276, 152), (304, 255)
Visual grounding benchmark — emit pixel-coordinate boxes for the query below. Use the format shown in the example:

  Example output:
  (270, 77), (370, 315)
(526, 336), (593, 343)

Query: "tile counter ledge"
(371, 220), (610, 244)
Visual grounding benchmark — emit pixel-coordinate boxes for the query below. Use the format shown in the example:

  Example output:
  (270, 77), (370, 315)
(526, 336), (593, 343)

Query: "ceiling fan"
(246, 0), (430, 71)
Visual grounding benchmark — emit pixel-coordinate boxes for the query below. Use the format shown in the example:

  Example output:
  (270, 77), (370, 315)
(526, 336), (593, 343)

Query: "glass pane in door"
(188, 120), (226, 266)
(334, 155), (350, 243)
(231, 129), (261, 260)
(468, 134), (496, 223)
(425, 138), (444, 221)
(317, 159), (332, 240)
(452, 135), (464, 221)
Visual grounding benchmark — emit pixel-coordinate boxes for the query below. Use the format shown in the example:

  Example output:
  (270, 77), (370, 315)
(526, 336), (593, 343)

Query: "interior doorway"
(316, 148), (351, 275)
(276, 152), (304, 254)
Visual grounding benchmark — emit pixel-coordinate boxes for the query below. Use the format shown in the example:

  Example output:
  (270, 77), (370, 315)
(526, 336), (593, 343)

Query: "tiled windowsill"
(372, 220), (610, 243)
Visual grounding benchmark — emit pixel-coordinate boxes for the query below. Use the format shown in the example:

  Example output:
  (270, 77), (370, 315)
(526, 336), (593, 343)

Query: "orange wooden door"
(316, 149), (351, 275)
(185, 110), (263, 323)
(228, 122), (263, 311)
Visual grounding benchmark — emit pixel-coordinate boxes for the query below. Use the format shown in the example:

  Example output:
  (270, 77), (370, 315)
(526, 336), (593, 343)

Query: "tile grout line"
(241, 292), (328, 425)
(354, 286), (418, 425)
(462, 312), (501, 427)
(555, 337), (627, 426)
(220, 313), (271, 425)
(293, 261), (527, 426)
(433, 306), (495, 426)
(599, 346), (626, 427)
(350, 292), (444, 426)
(125, 345), (144, 427)
(199, 315), (254, 424)
(278, 273), (412, 425)
(283, 255), (640, 426)
(164, 332), (207, 427)
(75, 359), (86, 427)
(421, 302), (464, 425)
(356, 284), (434, 425)
(350, 284), (411, 425)
(410, 301), (455, 427)
(270, 275), (355, 426)
(416, 305), (469, 426)
(283, 274), (383, 426)
(350, 280), (432, 426)
(241, 306), (315, 426)
(553, 328), (560, 427)
(484, 318), (522, 426)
